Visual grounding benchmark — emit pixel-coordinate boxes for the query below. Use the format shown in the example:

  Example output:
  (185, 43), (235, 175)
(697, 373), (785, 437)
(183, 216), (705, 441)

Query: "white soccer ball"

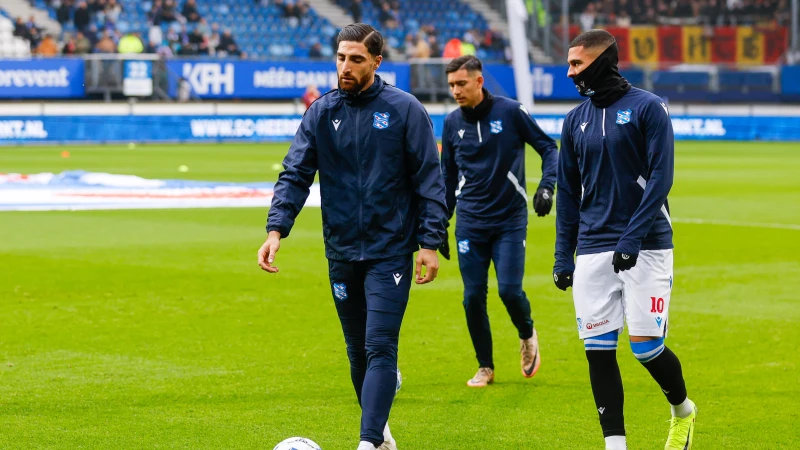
(273, 437), (321, 450)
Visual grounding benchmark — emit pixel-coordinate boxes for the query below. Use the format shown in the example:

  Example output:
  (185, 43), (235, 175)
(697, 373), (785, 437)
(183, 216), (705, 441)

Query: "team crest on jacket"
(616, 109), (632, 125)
(489, 120), (503, 134)
(333, 283), (348, 301)
(373, 112), (390, 129)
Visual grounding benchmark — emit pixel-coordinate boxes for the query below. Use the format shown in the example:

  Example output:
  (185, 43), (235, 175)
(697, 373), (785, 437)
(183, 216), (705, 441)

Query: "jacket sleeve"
(515, 103), (558, 191)
(405, 99), (448, 250)
(440, 117), (459, 222)
(266, 106), (320, 238)
(615, 99), (674, 255)
(554, 114), (581, 273)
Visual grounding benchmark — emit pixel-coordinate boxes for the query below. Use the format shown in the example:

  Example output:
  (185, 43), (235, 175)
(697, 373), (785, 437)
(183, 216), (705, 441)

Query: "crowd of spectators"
(573, 0), (794, 29)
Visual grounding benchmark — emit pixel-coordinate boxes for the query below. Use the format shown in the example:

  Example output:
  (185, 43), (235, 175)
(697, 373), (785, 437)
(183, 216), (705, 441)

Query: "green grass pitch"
(1, 142), (799, 449)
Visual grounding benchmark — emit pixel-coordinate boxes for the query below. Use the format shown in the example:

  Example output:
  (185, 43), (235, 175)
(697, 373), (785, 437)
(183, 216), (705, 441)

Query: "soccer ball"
(273, 437), (321, 450)
(396, 368), (402, 394)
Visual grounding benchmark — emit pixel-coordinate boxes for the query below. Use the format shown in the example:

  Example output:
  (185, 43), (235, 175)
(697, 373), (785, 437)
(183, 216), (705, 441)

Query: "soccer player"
(440, 55), (558, 387)
(553, 30), (697, 449)
(257, 24), (448, 450)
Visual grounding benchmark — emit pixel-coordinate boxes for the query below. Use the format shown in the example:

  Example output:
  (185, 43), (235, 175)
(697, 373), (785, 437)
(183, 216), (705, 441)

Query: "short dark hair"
(445, 55), (482, 74)
(337, 23), (383, 57)
(569, 29), (616, 50)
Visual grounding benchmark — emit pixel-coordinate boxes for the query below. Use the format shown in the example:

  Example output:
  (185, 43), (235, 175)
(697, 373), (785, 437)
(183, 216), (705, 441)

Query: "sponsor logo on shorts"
(585, 319), (609, 330)
(655, 316), (663, 327)
(577, 318), (582, 330)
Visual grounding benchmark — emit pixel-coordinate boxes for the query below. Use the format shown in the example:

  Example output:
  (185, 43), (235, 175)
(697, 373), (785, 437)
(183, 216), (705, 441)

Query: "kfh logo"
(182, 63), (234, 95)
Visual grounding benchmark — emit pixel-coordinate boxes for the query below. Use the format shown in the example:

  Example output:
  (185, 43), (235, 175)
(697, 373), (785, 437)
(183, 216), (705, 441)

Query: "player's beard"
(338, 72), (372, 93)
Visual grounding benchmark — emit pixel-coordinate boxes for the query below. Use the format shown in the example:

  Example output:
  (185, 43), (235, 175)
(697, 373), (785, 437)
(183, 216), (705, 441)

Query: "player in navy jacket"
(440, 55), (557, 387)
(553, 30), (697, 450)
(258, 24), (447, 450)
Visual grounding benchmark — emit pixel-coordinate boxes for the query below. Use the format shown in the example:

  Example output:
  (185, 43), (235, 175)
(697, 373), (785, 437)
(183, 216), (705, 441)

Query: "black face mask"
(459, 88), (494, 123)
(571, 43), (631, 109)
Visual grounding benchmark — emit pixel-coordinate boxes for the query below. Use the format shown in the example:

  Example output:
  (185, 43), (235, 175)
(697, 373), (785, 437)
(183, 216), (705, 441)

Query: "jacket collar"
(338, 74), (385, 105)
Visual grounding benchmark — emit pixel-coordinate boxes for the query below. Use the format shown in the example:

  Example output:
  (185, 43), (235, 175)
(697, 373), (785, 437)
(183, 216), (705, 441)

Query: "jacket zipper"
(356, 109), (364, 260)
(477, 122), (483, 143)
(602, 108), (606, 137)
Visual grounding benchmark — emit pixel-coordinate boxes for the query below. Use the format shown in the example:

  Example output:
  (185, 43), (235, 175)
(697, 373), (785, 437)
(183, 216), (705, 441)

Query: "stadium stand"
(10, 0), (507, 60)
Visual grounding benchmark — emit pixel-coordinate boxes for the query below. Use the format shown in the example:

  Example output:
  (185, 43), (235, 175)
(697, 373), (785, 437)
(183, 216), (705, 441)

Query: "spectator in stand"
(309, 42), (323, 58)
(95, 30), (117, 53)
(62, 33), (77, 54)
(413, 31), (431, 59)
(428, 35), (441, 57)
(208, 30), (220, 55)
(379, 2), (396, 27)
(196, 18), (210, 36)
(35, 34), (59, 56)
(579, 3), (596, 31)
(187, 27), (208, 54)
(85, 24), (100, 47)
(350, 0), (362, 24)
(617, 10), (632, 26)
(93, 0), (107, 22)
(26, 16), (41, 34)
(13, 17), (30, 40)
(74, 30), (92, 53)
(217, 29), (243, 57)
(56, 0), (72, 26)
(301, 84), (320, 110)
(74, 1), (91, 31)
(182, 0), (201, 23)
(160, 0), (179, 23)
(148, 0), (163, 25)
(105, 0), (122, 23)
(118, 32), (144, 53)
(28, 28), (42, 49)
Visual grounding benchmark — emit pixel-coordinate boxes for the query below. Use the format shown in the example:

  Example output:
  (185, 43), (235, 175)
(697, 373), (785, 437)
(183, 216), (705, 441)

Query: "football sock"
(605, 435), (627, 449)
(586, 338), (625, 438)
(632, 340), (689, 408)
(670, 397), (695, 419)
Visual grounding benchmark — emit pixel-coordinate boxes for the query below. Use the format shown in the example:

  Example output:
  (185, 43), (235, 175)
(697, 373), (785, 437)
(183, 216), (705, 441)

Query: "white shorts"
(573, 249), (673, 340)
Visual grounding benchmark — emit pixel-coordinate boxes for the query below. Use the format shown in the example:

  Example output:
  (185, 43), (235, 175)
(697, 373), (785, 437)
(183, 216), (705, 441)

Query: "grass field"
(1, 142), (799, 449)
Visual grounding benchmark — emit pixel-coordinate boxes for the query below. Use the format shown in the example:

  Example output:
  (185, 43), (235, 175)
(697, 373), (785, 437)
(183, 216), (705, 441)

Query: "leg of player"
(329, 260), (369, 406)
(357, 254), (413, 450)
(574, 251), (628, 449)
(456, 228), (494, 387)
(622, 249), (696, 450)
(491, 227), (539, 378)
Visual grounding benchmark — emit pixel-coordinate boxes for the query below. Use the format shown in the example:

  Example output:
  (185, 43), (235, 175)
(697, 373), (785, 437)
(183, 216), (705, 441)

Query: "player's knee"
(630, 337), (665, 363)
(584, 329), (619, 352)
(497, 284), (525, 303)
(462, 286), (487, 309)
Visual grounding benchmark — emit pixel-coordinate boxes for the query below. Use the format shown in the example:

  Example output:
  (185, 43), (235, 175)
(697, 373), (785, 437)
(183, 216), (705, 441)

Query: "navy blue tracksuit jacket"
(440, 93), (558, 369)
(555, 87), (674, 274)
(265, 75), (447, 445)
(267, 75), (448, 260)
(441, 95), (558, 230)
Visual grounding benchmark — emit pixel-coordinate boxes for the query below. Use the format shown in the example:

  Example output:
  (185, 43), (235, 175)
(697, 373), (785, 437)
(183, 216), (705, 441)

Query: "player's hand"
(439, 227), (451, 260)
(533, 187), (553, 217)
(612, 251), (638, 273)
(258, 231), (282, 273)
(415, 248), (439, 284)
(553, 271), (573, 291)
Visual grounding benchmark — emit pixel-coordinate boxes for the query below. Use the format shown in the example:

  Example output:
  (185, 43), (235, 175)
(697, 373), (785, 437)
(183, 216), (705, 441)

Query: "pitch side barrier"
(1, 111), (799, 145)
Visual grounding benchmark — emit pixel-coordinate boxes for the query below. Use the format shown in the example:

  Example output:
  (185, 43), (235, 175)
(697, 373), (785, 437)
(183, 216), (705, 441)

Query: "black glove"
(612, 251), (638, 273)
(439, 232), (451, 260)
(553, 272), (573, 291)
(439, 224), (451, 260)
(533, 187), (553, 217)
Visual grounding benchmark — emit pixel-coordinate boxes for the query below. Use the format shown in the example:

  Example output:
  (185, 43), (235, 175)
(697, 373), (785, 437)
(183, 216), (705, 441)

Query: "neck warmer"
(459, 88), (494, 123)
(572, 43), (631, 108)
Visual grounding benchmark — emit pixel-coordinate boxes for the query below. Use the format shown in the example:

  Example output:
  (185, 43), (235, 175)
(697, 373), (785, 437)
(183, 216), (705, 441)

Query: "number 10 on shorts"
(650, 297), (665, 313)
